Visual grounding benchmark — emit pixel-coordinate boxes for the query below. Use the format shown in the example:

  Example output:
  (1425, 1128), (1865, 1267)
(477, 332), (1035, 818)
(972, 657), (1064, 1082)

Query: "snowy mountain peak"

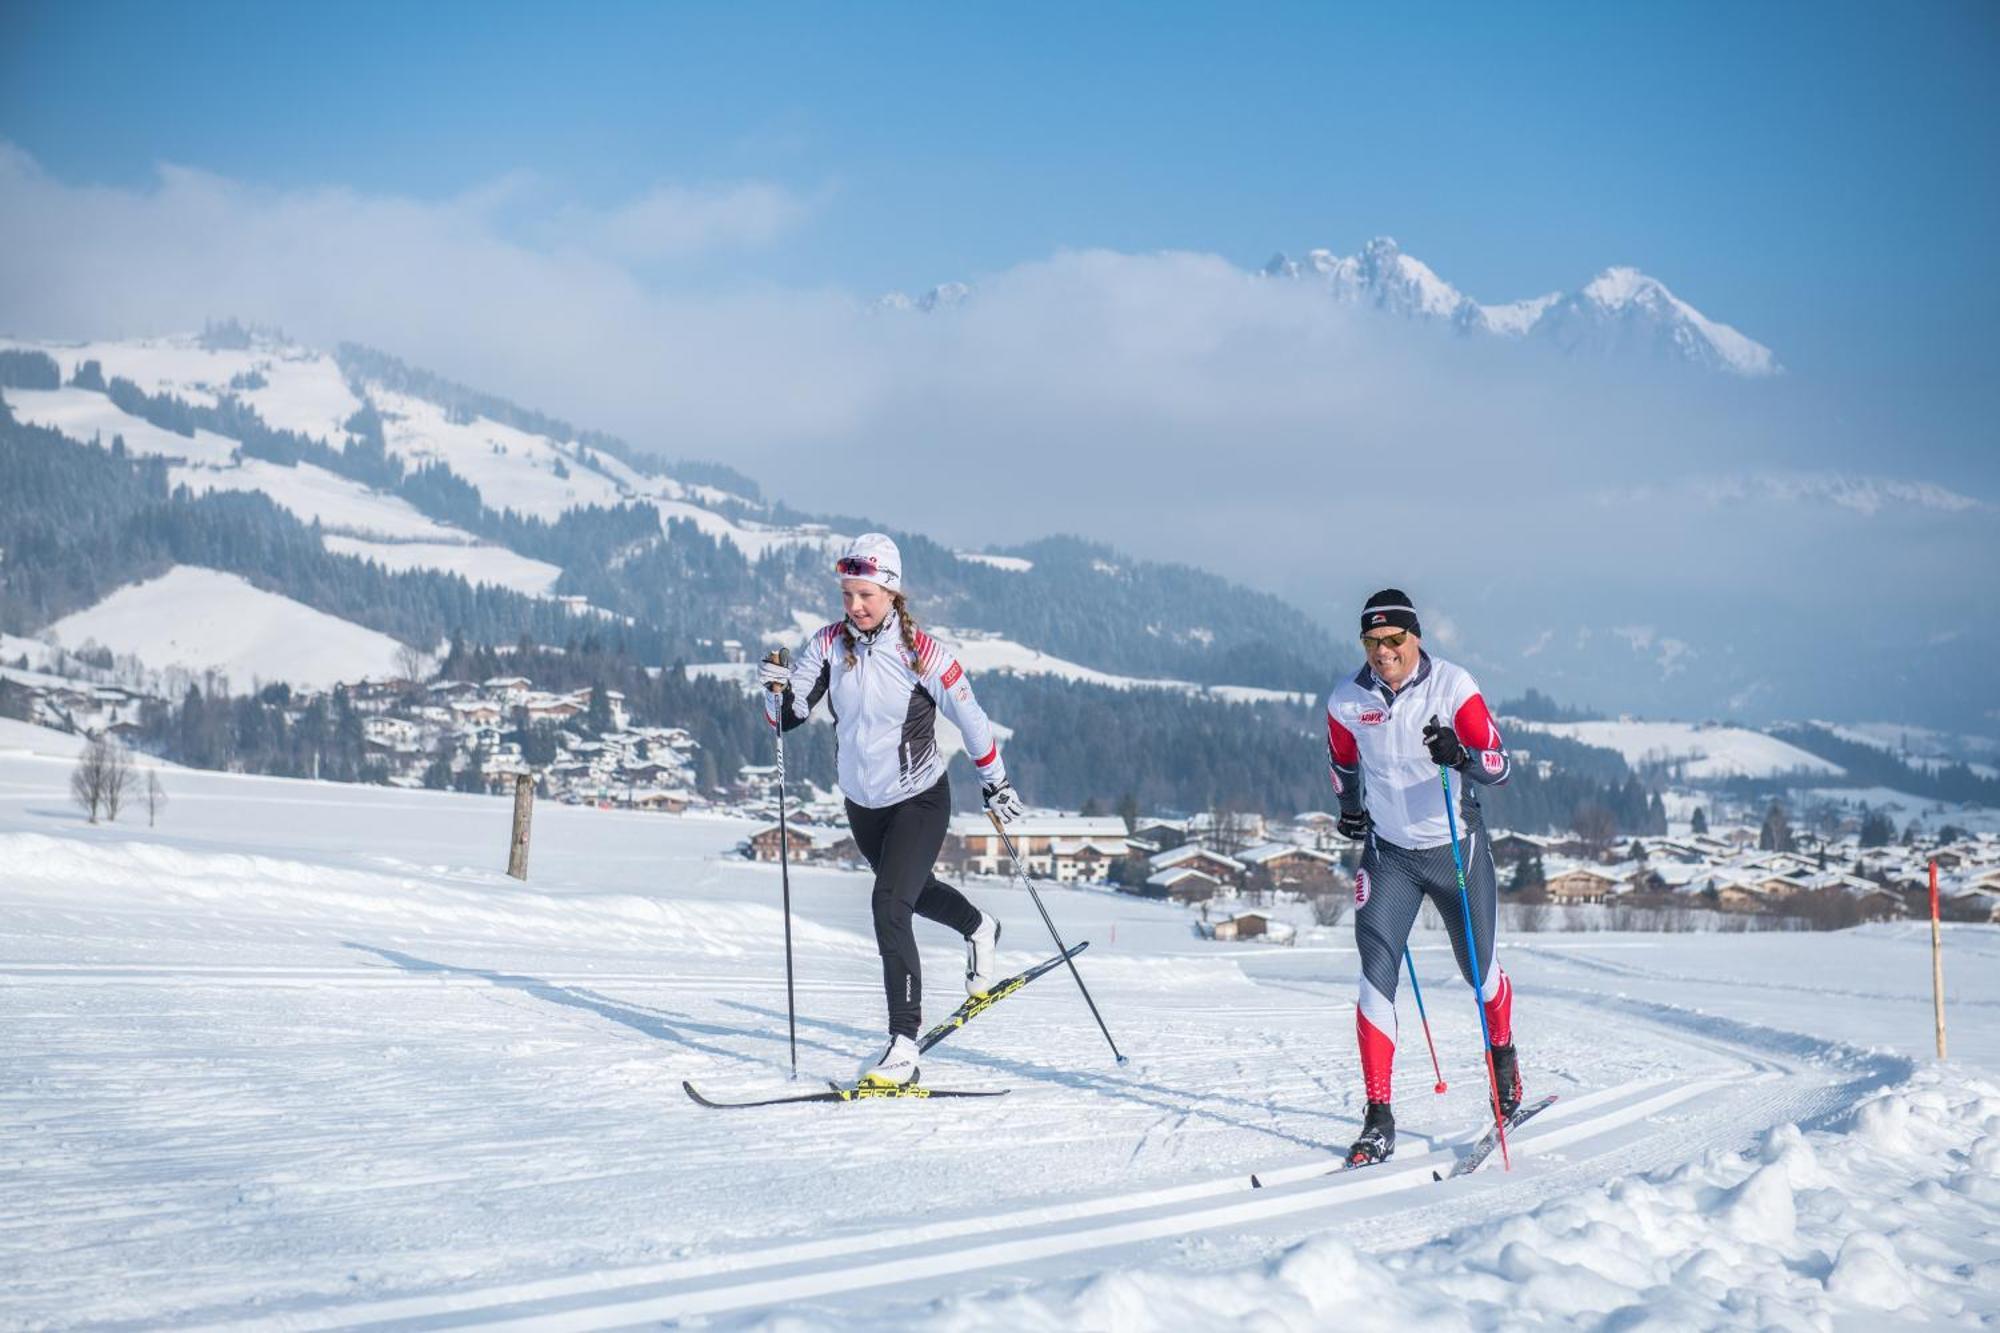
(1582, 265), (1662, 308)
(1264, 242), (1780, 376)
(890, 238), (1776, 375)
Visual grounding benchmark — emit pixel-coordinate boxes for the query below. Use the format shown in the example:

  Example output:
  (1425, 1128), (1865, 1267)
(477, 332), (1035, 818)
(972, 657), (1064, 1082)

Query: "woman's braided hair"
(841, 592), (920, 670)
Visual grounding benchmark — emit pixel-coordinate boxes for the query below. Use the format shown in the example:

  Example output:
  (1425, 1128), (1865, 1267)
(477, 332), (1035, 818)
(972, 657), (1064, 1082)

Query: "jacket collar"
(1367, 650), (1433, 702)
(849, 607), (900, 648)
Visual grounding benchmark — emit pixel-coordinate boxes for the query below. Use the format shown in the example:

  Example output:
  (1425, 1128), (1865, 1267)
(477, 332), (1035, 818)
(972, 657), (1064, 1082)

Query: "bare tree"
(1571, 802), (1617, 857)
(145, 769), (168, 828)
(101, 740), (131, 822)
(395, 641), (430, 687)
(1311, 892), (1348, 928)
(70, 736), (131, 823)
(70, 741), (106, 823)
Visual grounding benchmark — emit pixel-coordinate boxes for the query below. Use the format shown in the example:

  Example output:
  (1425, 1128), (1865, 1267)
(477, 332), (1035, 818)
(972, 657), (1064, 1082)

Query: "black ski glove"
(1423, 716), (1468, 769)
(1337, 808), (1372, 841)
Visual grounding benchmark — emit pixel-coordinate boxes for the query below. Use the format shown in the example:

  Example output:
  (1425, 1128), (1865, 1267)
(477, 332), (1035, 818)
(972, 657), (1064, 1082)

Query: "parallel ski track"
(203, 984), (1908, 1331)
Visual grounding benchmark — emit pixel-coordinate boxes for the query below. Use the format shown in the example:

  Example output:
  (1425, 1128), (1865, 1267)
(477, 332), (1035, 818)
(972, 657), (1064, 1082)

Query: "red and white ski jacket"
(766, 611), (1006, 810)
(1326, 651), (1510, 850)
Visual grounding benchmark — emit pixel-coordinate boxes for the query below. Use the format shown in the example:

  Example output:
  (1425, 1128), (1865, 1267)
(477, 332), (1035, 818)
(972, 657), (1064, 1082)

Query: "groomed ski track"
(210, 988), (1907, 1331)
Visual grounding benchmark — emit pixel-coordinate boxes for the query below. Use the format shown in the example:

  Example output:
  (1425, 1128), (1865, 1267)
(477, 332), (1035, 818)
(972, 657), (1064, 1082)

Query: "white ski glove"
(982, 779), (1026, 825)
(757, 652), (791, 692)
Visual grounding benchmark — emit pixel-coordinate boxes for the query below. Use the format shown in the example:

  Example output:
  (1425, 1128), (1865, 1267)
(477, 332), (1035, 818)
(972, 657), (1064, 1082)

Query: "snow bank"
(904, 1067), (2000, 1331)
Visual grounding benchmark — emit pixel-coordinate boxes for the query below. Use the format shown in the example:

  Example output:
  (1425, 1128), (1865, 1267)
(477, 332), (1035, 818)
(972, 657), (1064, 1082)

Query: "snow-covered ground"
(937, 629), (1313, 707)
(3, 720), (1994, 1329)
(5, 385), (241, 465)
(322, 536), (563, 596)
(169, 458), (468, 542)
(369, 388), (630, 521)
(1517, 719), (1843, 780)
(44, 566), (411, 691)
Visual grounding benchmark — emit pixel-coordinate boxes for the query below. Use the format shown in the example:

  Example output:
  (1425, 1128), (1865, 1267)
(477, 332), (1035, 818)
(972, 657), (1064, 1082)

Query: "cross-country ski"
(681, 1080), (1011, 1109)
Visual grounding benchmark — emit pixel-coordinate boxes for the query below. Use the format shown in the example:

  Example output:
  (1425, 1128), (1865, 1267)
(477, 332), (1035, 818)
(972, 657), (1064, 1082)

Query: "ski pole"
(1434, 716), (1509, 1169)
(1403, 948), (1447, 1095)
(989, 813), (1128, 1065)
(765, 650), (799, 1079)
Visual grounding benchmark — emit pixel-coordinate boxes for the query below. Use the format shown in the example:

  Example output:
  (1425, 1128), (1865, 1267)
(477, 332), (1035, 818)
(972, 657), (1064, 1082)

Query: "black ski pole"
(989, 812), (1128, 1066)
(765, 650), (799, 1078)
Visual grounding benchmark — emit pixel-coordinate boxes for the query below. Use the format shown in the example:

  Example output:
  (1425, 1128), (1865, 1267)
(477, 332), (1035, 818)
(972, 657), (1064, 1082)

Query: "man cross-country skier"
(760, 533), (1026, 1089)
(1327, 589), (1523, 1166)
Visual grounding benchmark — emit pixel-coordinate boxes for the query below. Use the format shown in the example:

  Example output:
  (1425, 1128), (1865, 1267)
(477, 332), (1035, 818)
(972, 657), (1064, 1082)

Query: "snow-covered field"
(322, 536), (564, 596)
(936, 629), (1313, 707)
(1518, 719), (1843, 780)
(3, 720), (1994, 1329)
(5, 385), (241, 465)
(170, 459), (468, 542)
(44, 566), (411, 691)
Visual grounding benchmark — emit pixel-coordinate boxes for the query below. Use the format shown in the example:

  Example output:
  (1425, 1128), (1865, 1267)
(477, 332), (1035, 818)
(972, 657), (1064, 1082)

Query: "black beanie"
(1360, 588), (1421, 637)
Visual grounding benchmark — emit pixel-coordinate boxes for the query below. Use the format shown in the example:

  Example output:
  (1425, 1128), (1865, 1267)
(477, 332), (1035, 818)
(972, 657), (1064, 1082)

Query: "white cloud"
(553, 181), (816, 262)
(1600, 471), (1990, 516)
(0, 143), (1992, 724)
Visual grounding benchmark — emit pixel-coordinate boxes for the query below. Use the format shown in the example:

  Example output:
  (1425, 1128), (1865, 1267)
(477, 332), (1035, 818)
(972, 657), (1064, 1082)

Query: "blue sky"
(4, 1), (1996, 391)
(2, 2), (1996, 722)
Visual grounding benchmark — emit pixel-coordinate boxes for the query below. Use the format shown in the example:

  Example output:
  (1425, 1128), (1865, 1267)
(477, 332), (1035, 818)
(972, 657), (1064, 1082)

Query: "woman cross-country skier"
(1327, 588), (1524, 1165)
(759, 533), (1027, 1088)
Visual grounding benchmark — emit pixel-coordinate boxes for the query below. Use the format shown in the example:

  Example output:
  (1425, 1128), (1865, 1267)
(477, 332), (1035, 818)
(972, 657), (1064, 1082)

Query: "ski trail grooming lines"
(764, 649), (799, 1079)
(682, 1081), (1009, 1109)
(919, 943), (1090, 1053)
(988, 812), (1128, 1066)
(1435, 718), (1509, 1171)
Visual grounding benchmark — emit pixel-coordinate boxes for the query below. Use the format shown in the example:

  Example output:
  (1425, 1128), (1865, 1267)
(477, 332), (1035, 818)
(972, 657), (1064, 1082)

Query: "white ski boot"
(965, 912), (1003, 996)
(858, 1034), (921, 1088)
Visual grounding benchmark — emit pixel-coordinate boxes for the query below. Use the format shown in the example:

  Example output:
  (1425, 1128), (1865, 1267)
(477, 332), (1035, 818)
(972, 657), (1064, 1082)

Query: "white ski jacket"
(1326, 651), (1510, 849)
(766, 611), (1007, 810)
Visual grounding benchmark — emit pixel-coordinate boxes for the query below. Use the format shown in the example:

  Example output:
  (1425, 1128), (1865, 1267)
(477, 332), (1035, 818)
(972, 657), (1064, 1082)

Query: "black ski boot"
(1346, 1100), (1395, 1167)
(1490, 1043), (1522, 1119)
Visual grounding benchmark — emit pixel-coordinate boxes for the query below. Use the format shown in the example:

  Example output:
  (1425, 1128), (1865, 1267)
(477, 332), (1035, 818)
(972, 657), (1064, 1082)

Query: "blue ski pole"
(1403, 948), (1448, 1095)
(1434, 715), (1510, 1169)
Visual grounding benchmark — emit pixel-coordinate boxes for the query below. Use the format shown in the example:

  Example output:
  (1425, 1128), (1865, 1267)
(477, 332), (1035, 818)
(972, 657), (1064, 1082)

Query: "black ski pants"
(845, 775), (983, 1038)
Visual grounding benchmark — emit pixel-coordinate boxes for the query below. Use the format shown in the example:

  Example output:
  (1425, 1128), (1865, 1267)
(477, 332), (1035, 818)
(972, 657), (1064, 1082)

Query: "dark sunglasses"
(1361, 630), (1411, 650)
(836, 555), (882, 577)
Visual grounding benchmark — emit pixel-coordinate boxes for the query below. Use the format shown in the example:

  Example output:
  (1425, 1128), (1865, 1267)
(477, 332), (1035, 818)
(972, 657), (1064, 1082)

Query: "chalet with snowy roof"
(523, 694), (584, 723)
(948, 815), (1131, 880)
(1207, 912), (1296, 944)
(1145, 865), (1224, 904)
(450, 699), (503, 726)
(1544, 866), (1619, 904)
(1236, 842), (1341, 886)
(483, 676), (533, 705)
(629, 789), (696, 814)
(744, 823), (857, 864)
(1130, 819), (1188, 849)
(1488, 831), (1557, 864)
(1147, 842), (1246, 885)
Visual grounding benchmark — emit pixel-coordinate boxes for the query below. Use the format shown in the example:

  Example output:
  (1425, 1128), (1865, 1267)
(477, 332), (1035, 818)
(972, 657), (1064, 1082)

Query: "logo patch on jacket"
(1482, 750), (1505, 774)
(940, 661), (963, 688)
(1357, 708), (1387, 726)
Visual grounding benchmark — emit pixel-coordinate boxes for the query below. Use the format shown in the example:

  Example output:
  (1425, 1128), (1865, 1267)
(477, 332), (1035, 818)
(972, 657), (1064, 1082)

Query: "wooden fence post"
(507, 774), (534, 880)
(1930, 859), (1947, 1059)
